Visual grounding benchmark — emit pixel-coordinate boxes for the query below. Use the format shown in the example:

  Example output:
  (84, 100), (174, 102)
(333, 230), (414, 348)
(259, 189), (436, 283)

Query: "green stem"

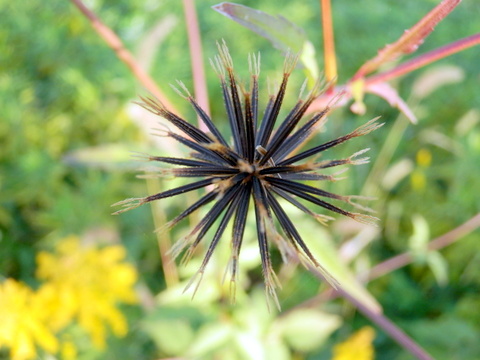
(362, 113), (411, 196)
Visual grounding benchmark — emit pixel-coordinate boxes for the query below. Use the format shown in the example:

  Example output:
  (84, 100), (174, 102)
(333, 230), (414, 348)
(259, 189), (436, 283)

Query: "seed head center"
(237, 159), (256, 175)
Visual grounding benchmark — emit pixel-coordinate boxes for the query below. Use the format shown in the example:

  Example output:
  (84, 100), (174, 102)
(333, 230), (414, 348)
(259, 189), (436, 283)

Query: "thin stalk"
(338, 286), (434, 360)
(291, 213), (480, 319)
(183, 0), (210, 131)
(146, 178), (179, 287)
(367, 212), (480, 280)
(362, 112), (412, 196)
(353, 0), (462, 80)
(320, 0), (337, 91)
(308, 34), (479, 114)
(70, 0), (178, 113)
(365, 33), (480, 86)
(306, 263), (434, 360)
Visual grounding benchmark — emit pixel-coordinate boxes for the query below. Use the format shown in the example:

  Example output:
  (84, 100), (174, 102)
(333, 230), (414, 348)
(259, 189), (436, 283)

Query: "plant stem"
(308, 264), (433, 360)
(70, 0), (178, 113)
(320, 0), (337, 91)
(294, 212), (480, 317)
(365, 33), (480, 86)
(353, 0), (462, 80)
(338, 286), (434, 360)
(146, 178), (179, 287)
(183, 0), (210, 131)
(362, 112), (412, 196)
(367, 212), (480, 280)
(306, 263), (433, 360)
(308, 31), (479, 112)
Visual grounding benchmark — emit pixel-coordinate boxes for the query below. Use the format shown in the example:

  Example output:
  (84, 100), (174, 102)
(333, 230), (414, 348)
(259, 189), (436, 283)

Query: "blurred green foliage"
(1, 0), (479, 359)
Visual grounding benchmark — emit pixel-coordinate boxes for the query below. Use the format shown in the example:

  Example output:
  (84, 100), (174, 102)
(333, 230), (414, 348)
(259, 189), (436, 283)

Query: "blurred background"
(1, 0), (479, 359)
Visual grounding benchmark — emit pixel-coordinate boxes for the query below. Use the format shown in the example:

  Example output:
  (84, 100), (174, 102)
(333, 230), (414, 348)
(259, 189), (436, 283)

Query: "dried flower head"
(114, 42), (382, 307)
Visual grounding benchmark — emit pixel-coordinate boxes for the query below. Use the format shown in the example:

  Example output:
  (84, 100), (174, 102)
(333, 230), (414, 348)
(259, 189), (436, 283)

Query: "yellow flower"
(0, 279), (58, 360)
(411, 148), (432, 191)
(60, 337), (77, 360)
(416, 148), (432, 168)
(36, 235), (138, 348)
(332, 326), (375, 360)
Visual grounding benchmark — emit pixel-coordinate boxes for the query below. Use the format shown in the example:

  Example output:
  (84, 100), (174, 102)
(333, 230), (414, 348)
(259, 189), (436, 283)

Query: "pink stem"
(294, 212), (480, 316)
(353, 0), (462, 80)
(70, 0), (178, 113)
(365, 33), (480, 86)
(183, 0), (210, 131)
(368, 212), (480, 280)
(339, 287), (434, 360)
(306, 263), (434, 360)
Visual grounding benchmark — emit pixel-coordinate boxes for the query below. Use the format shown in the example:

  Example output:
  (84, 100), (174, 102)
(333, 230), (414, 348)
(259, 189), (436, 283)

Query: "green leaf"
(402, 315), (480, 360)
(141, 307), (199, 356)
(300, 40), (320, 84)
(408, 213), (430, 262)
(187, 322), (234, 357)
(212, 2), (318, 82)
(276, 308), (342, 352)
(213, 2), (305, 52)
(426, 251), (449, 286)
(234, 331), (267, 360)
(264, 337), (291, 360)
(301, 224), (381, 313)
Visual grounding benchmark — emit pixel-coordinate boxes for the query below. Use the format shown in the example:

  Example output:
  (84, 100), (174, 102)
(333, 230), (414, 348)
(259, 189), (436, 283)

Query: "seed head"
(114, 42), (383, 309)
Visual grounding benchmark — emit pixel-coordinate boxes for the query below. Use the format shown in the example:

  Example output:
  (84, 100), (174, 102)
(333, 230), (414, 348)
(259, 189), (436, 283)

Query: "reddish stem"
(368, 212), (480, 280)
(353, 0), (462, 80)
(183, 0), (210, 131)
(306, 263), (434, 360)
(365, 33), (480, 86)
(320, 0), (337, 91)
(339, 287), (434, 360)
(293, 212), (480, 324)
(70, 0), (178, 113)
(308, 33), (479, 114)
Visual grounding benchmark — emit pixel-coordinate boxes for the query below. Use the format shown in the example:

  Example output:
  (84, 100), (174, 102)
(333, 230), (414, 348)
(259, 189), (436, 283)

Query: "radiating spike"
(229, 184), (252, 295)
(183, 188), (241, 298)
(243, 92), (255, 162)
(137, 95), (212, 144)
(255, 94), (275, 151)
(268, 179), (379, 226)
(168, 167), (239, 177)
(259, 80), (326, 165)
(252, 177), (281, 311)
(217, 63), (242, 153)
(279, 119), (383, 166)
(266, 176), (349, 202)
(139, 155), (214, 167)
(274, 91), (346, 162)
(168, 130), (236, 166)
(249, 52), (260, 131)
(255, 66), (291, 148)
(266, 192), (339, 288)
(181, 184), (241, 266)
(172, 80), (229, 146)
(160, 191), (217, 235)
(216, 41), (248, 157)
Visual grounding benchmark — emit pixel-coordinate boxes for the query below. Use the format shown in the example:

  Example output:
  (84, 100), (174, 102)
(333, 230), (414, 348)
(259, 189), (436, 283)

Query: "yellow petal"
(332, 326), (375, 360)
